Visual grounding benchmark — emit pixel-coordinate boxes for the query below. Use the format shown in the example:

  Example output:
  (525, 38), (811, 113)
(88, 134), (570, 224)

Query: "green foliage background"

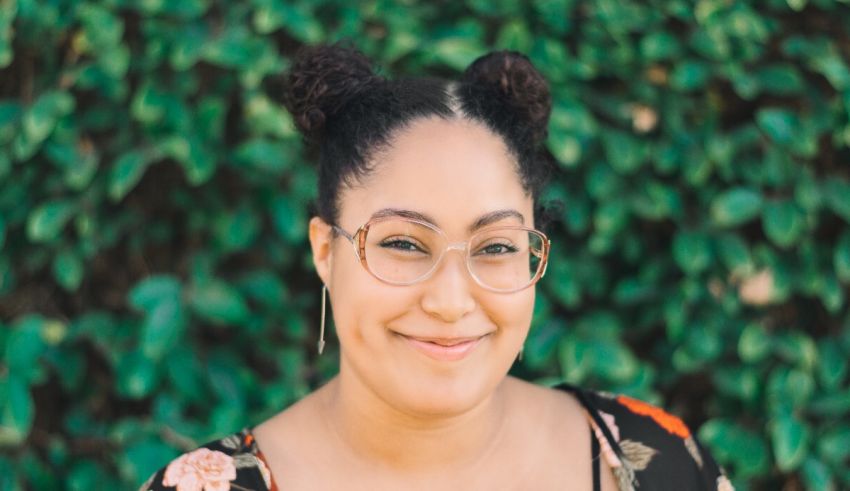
(1, 0), (849, 489)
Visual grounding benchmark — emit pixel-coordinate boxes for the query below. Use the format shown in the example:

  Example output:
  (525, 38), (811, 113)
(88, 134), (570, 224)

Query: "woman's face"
(310, 116), (536, 417)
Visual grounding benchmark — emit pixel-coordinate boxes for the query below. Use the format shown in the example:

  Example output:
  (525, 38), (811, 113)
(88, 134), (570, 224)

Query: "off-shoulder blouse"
(139, 382), (734, 491)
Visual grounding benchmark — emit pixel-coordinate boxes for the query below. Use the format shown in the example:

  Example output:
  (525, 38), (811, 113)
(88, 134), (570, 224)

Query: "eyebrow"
(369, 207), (525, 233)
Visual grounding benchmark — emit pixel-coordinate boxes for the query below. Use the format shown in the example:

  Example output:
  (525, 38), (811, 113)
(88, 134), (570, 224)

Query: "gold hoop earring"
(318, 284), (327, 355)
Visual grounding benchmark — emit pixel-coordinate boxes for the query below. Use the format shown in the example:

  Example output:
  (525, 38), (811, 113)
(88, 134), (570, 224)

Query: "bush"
(1, 0), (849, 489)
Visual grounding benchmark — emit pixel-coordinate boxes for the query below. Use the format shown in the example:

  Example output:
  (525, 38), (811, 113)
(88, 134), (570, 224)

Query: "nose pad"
(446, 242), (466, 253)
(438, 242), (469, 275)
(421, 241), (476, 322)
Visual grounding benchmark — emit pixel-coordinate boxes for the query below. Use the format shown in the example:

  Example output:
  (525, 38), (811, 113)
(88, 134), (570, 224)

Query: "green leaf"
(26, 199), (75, 243)
(108, 150), (150, 201)
(237, 270), (288, 307)
(817, 340), (848, 390)
(233, 138), (291, 173)
(431, 37), (484, 71)
(699, 419), (770, 477)
(824, 178), (850, 222)
(548, 132), (582, 167)
(672, 231), (712, 275)
(714, 233), (753, 275)
(496, 19), (532, 53)
(252, 2), (323, 43)
(801, 457), (834, 491)
(589, 339), (639, 383)
(128, 275), (183, 313)
(0, 1), (15, 69)
(713, 366), (759, 401)
(52, 248), (84, 291)
(818, 426), (850, 465)
(0, 100), (21, 139)
(756, 64), (804, 95)
(763, 200), (805, 248)
(5, 315), (48, 378)
(738, 323), (771, 363)
(670, 60), (711, 90)
(602, 130), (647, 174)
(22, 90), (75, 147)
(640, 30), (681, 60)
(164, 346), (206, 402)
(0, 375), (34, 445)
(67, 460), (106, 491)
(545, 259), (582, 307)
(711, 188), (764, 227)
(123, 440), (180, 487)
(835, 231), (850, 282)
(270, 195), (307, 243)
(757, 108), (800, 146)
(767, 366), (815, 414)
(116, 351), (158, 399)
(213, 205), (260, 252)
(141, 298), (186, 360)
(0, 456), (20, 490)
(188, 280), (250, 325)
(771, 413), (809, 471)
(809, 392), (850, 420)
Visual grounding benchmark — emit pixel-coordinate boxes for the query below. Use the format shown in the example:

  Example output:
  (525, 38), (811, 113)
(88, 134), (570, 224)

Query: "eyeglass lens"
(361, 218), (545, 291)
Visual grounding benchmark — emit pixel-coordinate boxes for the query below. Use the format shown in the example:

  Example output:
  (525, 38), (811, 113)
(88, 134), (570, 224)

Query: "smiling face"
(309, 116), (537, 417)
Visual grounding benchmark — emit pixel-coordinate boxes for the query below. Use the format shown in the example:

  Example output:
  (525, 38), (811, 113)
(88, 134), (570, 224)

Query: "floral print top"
(139, 382), (733, 491)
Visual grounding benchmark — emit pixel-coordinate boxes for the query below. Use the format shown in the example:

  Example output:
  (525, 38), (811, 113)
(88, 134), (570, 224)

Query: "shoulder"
(553, 382), (735, 491)
(137, 428), (274, 491)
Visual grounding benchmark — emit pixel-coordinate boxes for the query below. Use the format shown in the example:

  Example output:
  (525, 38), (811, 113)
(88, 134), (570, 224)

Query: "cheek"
(483, 289), (535, 338)
(328, 251), (417, 344)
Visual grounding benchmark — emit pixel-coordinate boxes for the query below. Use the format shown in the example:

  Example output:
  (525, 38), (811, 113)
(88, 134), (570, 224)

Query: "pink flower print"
(163, 448), (237, 491)
(590, 410), (623, 468)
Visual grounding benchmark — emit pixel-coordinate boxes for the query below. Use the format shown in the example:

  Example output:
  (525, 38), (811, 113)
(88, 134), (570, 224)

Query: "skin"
(254, 116), (618, 490)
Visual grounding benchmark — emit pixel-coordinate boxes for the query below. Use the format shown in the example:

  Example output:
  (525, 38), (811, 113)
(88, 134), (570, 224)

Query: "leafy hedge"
(1, 0), (849, 489)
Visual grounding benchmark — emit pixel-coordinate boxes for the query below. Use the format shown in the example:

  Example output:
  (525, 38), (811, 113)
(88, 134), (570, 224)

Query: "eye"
(379, 237), (426, 253)
(476, 242), (518, 255)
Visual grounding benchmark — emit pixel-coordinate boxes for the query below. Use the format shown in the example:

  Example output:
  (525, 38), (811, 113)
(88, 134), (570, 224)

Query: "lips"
(396, 333), (487, 361)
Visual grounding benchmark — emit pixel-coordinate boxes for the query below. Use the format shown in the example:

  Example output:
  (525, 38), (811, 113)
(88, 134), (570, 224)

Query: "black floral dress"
(139, 383), (733, 491)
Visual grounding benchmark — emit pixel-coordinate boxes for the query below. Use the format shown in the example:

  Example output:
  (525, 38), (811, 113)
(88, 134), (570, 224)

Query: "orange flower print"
(616, 395), (691, 439)
(163, 448), (237, 491)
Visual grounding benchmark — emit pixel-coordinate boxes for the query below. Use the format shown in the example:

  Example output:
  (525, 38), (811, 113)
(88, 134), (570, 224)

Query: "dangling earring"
(318, 284), (327, 355)
(517, 345), (524, 362)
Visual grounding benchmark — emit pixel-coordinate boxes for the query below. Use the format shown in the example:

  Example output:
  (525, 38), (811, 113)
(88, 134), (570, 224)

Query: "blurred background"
(1, 0), (849, 489)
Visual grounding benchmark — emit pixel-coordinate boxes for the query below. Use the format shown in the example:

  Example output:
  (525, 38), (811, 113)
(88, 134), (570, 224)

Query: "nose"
(420, 243), (476, 323)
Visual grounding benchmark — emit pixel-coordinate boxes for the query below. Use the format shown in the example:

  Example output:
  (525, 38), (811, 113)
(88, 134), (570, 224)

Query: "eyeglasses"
(330, 216), (551, 293)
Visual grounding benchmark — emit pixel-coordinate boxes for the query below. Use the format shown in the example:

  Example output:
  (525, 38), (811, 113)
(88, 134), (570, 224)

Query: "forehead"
(338, 117), (533, 231)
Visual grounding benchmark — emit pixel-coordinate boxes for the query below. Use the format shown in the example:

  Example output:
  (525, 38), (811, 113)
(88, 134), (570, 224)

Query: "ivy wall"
(1, 0), (849, 489)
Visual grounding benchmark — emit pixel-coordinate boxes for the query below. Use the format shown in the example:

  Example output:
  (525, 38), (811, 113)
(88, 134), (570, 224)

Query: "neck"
(319, 368), (510, 476)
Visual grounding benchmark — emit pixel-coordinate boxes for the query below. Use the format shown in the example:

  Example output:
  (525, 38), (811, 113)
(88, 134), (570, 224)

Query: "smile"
(396, 333), (487, 362)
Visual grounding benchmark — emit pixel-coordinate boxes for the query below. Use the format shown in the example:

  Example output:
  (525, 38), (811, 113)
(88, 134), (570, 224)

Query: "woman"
(140, 42), (733, 491)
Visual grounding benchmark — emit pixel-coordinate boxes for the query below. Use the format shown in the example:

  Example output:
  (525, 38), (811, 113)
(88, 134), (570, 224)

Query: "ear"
(309, 216), (334, 287)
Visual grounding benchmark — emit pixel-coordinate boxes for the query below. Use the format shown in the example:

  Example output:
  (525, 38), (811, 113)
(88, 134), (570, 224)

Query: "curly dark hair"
(281, 40), (559, 234)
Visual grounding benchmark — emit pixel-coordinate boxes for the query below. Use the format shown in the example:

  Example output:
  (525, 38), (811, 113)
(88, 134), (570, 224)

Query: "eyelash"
(379, 238), (518, 255)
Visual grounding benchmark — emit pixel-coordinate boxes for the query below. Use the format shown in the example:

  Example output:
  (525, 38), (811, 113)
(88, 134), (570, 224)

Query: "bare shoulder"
(503, 376), (587, 421)
(501, 377), (592, 451)
(252, 382), (330, 461)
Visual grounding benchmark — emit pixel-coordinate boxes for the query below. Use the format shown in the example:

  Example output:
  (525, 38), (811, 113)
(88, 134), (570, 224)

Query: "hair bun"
(461, 50), (552, 145)
(282, 41), (383, 140)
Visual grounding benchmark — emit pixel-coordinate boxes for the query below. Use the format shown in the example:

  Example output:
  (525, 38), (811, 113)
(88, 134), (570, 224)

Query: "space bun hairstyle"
(281, 40), (557, 232)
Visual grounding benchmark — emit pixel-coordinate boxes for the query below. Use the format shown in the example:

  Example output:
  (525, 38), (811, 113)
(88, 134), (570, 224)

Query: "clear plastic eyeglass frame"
(330, 216), (551, 293)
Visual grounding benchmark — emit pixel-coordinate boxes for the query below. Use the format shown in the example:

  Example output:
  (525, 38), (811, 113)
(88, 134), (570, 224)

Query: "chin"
(395, 372), (498, 417)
